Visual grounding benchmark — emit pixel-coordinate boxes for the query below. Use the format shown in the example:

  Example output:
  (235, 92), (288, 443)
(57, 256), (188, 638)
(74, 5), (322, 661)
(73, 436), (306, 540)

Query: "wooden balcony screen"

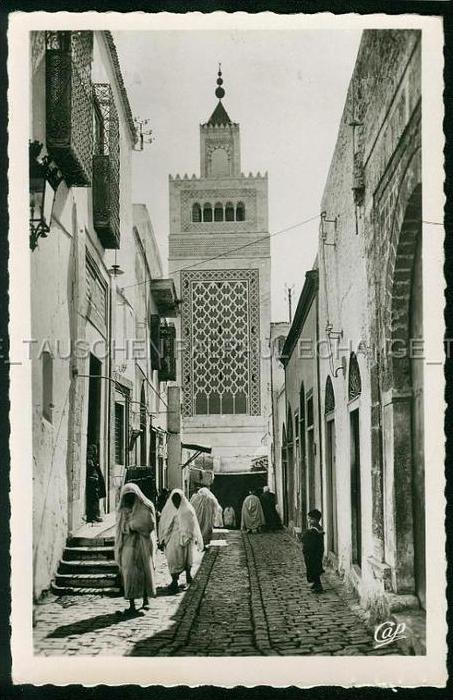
(159, 324), (177, 382)
(46, 31), (93, 186)
(92, 83), (121, 249)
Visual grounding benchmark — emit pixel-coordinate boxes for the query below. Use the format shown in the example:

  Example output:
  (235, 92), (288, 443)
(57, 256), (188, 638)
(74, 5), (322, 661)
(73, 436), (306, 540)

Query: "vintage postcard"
(8, 10), (447, 687)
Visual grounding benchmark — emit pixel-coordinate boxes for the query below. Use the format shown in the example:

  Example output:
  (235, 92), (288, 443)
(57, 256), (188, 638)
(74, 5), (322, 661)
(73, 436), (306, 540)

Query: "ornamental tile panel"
(181, 269), (261, 417)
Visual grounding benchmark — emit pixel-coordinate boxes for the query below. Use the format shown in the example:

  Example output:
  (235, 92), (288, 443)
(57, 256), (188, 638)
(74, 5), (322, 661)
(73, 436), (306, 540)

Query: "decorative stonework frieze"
(180, 188), (257, 232)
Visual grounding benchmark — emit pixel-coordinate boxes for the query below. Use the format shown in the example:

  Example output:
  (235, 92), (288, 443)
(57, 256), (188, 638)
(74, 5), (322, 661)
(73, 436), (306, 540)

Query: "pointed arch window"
(286, 406), (294, 445)
(203, 203), (212, 222)
(325, 376), (335, 413)
(225, 201), (234, 222)
(214, 202), (224, 222)
(348, 353), (362, 401)
(192, 203), (201, 222)
(236, 201), (245, 221)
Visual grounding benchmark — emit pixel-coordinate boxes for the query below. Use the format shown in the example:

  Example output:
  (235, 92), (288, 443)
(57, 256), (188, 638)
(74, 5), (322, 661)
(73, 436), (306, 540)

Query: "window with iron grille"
(46, 31), (93, 186)
(159, 324), (176, 382)
(92, 83), (120, 248)
(115, 402), (125, 464)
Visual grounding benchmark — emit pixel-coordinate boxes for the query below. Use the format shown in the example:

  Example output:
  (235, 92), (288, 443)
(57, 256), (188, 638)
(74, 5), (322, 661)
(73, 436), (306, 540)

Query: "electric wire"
(119, 213), (322, 293)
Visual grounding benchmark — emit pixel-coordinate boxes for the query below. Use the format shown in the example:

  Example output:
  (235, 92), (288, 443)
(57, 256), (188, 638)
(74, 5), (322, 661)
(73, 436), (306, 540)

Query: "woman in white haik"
(115, 482), (157, 615)
(190, 486), (223, 548)
(158, 488), (204, 594)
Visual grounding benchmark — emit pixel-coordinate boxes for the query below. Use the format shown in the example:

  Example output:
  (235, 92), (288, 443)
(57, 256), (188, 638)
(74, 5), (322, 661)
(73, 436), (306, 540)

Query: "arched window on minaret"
(203, 203), (213, 222)
(236, 201), (245, 221)
(211, 147), (229, 176)
(214, 202), (224, 222)
(192, 203), (201, 222)
(225, 202), (234, 221)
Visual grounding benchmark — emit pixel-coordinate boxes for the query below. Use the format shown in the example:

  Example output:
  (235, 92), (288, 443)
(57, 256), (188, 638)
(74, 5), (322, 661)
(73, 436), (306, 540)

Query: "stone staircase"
(52, 536), (121, 596)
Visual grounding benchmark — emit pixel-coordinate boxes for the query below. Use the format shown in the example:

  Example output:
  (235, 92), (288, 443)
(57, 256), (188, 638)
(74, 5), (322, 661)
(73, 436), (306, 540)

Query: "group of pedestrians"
(114, 483), (222, 615)
(114, 480), (325, 615)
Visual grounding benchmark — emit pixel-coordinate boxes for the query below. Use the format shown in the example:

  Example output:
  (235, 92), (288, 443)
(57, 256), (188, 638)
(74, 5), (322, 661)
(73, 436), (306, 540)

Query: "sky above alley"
(114, 29), (362, 321)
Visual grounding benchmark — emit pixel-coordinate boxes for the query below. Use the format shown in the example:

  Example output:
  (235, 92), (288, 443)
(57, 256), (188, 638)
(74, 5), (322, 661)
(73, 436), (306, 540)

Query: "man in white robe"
(241, 490), (266, 533)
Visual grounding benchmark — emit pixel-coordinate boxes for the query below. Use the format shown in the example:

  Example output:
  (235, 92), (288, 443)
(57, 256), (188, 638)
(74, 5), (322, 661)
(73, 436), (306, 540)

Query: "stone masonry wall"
(317, 30), (422, 611)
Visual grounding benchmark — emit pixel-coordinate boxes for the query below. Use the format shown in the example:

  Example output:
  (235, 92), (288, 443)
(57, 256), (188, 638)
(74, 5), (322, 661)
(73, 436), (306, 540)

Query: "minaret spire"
(206, 63), (232, 126)
(215, 63), (225, 100)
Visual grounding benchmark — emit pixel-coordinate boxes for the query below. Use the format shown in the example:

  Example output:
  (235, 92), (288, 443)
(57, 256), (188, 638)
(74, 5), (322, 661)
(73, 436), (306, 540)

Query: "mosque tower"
(169, 66), (271, 505)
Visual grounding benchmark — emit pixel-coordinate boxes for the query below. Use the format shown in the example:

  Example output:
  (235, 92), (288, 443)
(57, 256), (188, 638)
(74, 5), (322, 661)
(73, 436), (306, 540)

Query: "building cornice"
(103, 31), (137, 145)
(281, 269), (319, 366)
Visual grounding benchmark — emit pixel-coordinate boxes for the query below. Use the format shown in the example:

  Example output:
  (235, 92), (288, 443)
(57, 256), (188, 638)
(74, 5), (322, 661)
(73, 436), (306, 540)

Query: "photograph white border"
(9, 10), (447, 687)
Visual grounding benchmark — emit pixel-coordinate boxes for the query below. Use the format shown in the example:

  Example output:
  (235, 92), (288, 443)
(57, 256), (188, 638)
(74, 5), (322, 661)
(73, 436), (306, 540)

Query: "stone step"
(59, 559), (119, 575)
(51, 582), (121, 596)
(67, 536), (115, 548)
(55, 573), (119, 588)
(63, 546), (115, 561)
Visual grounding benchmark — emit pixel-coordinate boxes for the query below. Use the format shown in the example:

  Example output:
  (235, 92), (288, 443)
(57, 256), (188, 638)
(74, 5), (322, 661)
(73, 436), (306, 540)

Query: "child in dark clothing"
(302, 509), (325, 593)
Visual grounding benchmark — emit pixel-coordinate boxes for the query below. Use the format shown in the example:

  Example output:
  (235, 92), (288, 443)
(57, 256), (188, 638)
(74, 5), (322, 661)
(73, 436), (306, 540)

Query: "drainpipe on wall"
(106, 273), (114, 513)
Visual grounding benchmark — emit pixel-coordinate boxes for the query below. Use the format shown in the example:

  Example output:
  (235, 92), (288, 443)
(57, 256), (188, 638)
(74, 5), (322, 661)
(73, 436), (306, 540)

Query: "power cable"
(120, 213), (321, 292)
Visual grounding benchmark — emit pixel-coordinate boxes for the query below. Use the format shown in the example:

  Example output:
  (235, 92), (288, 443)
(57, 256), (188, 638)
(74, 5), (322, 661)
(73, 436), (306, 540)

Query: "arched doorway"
(299, 383), (307, 527)
(386, 182), (424, 607)
(286, 407), (294, 524)
(349, 353), (362, 568)
(325, 376), (338, 555)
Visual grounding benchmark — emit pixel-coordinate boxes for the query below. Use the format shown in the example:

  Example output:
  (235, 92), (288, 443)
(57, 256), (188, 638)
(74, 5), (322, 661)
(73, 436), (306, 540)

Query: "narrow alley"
(34, 531), (397, 657)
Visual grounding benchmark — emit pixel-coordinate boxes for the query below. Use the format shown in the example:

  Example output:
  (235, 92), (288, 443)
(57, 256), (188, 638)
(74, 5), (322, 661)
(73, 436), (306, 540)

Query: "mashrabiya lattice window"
(181, 269), (261, 417)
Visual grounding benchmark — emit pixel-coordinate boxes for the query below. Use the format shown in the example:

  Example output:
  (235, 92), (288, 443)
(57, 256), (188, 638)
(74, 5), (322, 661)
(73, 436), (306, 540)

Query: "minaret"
(169, 66), (271, 488)
(200, 65), (241, 177)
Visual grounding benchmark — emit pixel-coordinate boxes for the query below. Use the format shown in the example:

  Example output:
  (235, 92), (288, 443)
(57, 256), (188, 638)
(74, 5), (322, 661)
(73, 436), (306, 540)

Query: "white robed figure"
(190, 487), (223, 547)
(241, 490), (266, 533)
(158, 488), (204, 594)
(115, 482), (157, 615)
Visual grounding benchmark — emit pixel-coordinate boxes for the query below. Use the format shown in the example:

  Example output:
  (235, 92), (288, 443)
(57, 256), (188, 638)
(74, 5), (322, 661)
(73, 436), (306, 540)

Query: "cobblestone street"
(34, 531), (398, 657)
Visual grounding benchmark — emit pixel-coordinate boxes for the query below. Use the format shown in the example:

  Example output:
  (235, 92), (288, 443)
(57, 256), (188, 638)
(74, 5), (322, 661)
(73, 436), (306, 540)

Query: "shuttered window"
(150, 314), (161, 370)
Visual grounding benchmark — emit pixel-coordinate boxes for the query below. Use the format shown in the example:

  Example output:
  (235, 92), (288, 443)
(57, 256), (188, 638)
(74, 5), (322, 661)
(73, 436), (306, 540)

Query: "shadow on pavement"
(129, 552), (214, 657)
(46, 609), (132, 638)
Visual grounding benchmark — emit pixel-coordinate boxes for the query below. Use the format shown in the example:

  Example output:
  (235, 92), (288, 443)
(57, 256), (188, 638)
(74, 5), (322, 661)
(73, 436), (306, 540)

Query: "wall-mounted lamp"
(319, 211), (337, 246)
(326, 322), (345, 377)
(108, 251), (125, 276)
(128, 428), (141, 451)
(29, 141), (63, 251)
(325, 322), (343, 340)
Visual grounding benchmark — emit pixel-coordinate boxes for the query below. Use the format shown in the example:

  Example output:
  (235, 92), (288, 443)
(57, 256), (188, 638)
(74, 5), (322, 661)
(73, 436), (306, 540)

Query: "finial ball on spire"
(215, 63), (225, 99)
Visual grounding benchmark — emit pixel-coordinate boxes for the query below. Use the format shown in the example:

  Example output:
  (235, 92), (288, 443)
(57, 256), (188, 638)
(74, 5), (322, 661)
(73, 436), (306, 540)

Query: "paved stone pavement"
(34, 530), (399, 656)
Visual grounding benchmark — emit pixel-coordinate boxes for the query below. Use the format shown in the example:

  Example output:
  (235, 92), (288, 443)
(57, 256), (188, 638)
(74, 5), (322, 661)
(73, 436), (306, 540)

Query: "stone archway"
(383, 181), (423, 604)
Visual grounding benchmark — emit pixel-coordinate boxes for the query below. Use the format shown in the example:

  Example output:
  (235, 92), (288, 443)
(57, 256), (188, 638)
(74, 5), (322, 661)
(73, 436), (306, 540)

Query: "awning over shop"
(181, 443), (212, 470)
(182, 443), (212, 454)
